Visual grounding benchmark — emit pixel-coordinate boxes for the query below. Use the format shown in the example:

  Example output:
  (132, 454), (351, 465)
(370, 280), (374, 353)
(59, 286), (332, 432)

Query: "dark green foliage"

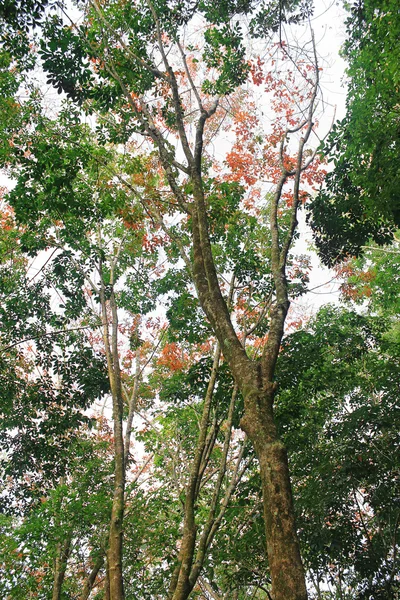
(0, 433), (113, 598)
(277, 306), (400, 598)
(198, 0), (313, 34)
(122, 485), (181, 598)
(157, 356), (214, 406)
(120, 270), (157, 316)
(249, 0), (313, 35)
(202, 24), (250, 95)
(309, 0), (400, 265)
(308, 120), (397, 266)
(6, 107), (112, 231)
(167, 291), (211, 344)
(40, 16), (97, 103)
(0, 331), (109, 511)
(0, 0), (60, 66)
(0, 0), (55, 30)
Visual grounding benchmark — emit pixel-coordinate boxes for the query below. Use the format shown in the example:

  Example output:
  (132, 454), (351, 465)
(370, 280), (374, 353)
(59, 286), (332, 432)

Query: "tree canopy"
(0, 1), (399, 599)
(308, 0), (400, 265)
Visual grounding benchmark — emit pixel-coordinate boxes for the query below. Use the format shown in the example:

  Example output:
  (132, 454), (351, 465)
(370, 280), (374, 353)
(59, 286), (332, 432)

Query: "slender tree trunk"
(169, 326), (245, 600)
(107, 425), (125, 600)
(52, 531), (73, 600)
(80, 553), (105, 600)
(169, 345), (220, 600)
(100, 255), (125, 600)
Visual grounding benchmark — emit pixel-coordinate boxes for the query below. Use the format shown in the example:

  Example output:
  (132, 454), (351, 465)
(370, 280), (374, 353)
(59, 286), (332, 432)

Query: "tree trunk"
(241, 390), (307, 600)
(100, 256), (125, 600)
(80, 553), (105, 600)
(52, 531), (72, 600)
(169, 346), (220, 600)
(170, 527), (197, 600)
(259, 442), (306, 600)
(104, 562), (111, 600)
(187, 172), (308, 599)
(107, 426), (125, 600)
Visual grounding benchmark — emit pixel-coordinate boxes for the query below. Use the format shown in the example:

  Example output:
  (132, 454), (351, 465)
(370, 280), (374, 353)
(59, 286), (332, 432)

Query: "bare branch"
(177, 39), (203, 112)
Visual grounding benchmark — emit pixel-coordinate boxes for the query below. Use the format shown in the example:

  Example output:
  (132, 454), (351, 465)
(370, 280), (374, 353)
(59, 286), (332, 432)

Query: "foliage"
(2, 1), (400, 599)
(308, 0), (400, 265)
(0, 428), (113, 598)
(336, 237), (400, 342)
(277, 306), (400, 599)
(0, 209), (108, 510)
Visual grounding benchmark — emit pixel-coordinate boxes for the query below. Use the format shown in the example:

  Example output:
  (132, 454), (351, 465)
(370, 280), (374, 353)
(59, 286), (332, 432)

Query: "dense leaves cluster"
(308, 0), (400, 265)
(277, 306), (400, 599)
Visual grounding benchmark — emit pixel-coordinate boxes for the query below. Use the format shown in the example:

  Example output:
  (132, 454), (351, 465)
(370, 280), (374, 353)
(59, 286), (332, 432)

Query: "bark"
(80, 553), (105, 600)
(168, 345), (221, 600)
(241, 389), (306, 600)
(100, 253), (125, 600)
(123, 348), (140, 464)
(104, 563), (111, 600)
(198, 576), (223, 600)
(107, 469), (125, 600)
(52, 531), (73, 600)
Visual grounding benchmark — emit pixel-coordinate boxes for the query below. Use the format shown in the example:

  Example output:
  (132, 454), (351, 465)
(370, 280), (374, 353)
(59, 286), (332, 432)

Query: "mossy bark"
(187, 169), (308, 599)
(241, 386), (307, 600)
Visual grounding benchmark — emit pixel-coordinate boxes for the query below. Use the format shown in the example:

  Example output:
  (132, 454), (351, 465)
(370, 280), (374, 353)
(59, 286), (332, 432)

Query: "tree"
(1, 0), (330, 597)
(0, 101), (163, 598)
(121, 352), (250, 599)
(276, 306), (400, 599)
(2, 97), (254, 599)
(0, 430), (114, 600)
(335, 236), (400, 342)
(308, 0), (400, 266)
